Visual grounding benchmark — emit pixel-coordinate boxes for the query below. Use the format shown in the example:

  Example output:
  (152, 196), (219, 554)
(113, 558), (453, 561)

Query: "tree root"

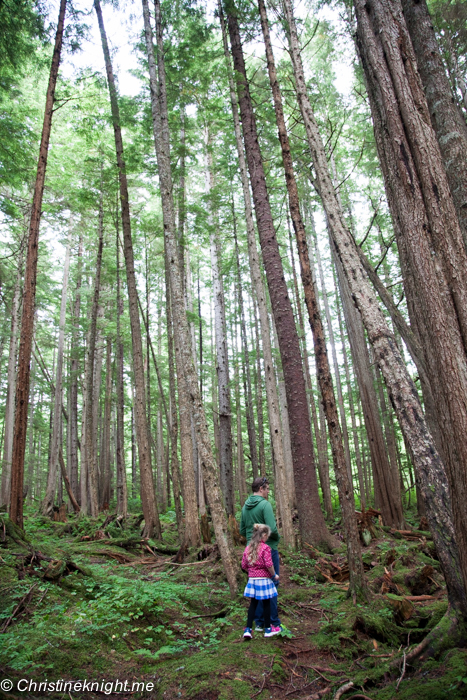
(333, 681), (354, 699)
(389, 604), (466, 668)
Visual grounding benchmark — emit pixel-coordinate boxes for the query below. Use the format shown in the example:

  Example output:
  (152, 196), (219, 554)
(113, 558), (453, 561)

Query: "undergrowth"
(0, 508), (466, 699)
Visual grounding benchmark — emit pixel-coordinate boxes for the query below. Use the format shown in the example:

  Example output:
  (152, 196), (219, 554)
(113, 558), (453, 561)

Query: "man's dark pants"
(254, 549), (280, 628)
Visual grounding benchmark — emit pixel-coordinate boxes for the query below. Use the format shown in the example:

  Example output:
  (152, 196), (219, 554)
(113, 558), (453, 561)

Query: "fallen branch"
(93, 550), (134, 564)
(334, 681), (354, 700)
(301, 664), (345, 677)
(1, 584), (37, 632)
(251, 654), (275, 698)
(396, 652), (406, 691)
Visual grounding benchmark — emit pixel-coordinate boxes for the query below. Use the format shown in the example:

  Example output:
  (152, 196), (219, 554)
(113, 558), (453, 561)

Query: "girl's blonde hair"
(247, 523), (271, 565)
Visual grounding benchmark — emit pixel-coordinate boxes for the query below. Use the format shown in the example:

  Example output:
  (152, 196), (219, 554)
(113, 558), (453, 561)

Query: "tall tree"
(218, 1), (294, 545)
(69, 234), (83, 505)
(41, 234), (71, 515)
(82, 199), (103, 517)
(226, 2), (335, 551)
(1, 241), (24, 505)
(9, 0), (67, 528)
(257, 0), (366, 597)
(142, 0), (238, 593)
(283, 0), (467, 627)
(94, 0), (161, 537)
(206, 144), (234, 516)
(353, 0), (467, 608)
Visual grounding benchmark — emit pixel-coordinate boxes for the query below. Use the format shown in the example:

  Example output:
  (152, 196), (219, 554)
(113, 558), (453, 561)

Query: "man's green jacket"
(240, 495), (280, 550)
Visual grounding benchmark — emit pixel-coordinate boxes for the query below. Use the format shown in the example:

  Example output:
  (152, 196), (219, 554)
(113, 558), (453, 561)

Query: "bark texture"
(353, 0), (467, 605)
(9, 0), (67, 528)
(143, 0), (238, 593)
(258, 0), (364, 595)
(226, 4), (334, 550)
(83, 202), (103, 517)
(283, 0), (467, 613)
(95, 0), (160, 537)
(206, 146), (234, 516)
(41, 235), (71, 515)
(401, 0), (467, 247)
(219, 1), (294, 545)
(1, 243), (24, 505)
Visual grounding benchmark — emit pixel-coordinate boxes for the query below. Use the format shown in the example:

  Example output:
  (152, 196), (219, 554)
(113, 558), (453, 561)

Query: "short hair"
(252, 476), (269, 492)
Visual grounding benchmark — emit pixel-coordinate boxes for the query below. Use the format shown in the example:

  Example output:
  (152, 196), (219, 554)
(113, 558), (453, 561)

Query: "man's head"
(252, 476), (269, 499)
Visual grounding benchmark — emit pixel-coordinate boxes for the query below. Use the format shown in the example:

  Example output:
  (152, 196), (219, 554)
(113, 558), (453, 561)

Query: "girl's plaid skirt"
(244, 577), (277, 599)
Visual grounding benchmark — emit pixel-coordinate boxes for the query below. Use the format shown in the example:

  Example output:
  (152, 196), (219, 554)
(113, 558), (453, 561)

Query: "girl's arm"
(262, 544), (279, 580)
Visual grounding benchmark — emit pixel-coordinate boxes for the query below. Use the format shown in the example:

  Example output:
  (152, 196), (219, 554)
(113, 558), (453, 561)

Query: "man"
(240, 476), (281, 632)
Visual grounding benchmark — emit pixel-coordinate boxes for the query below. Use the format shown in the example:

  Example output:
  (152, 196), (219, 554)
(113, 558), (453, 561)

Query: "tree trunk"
(283, 0), (467, 614)
(101, 337), (112, 508)
(41, 234), (71, 515)
(233, 216), (259, 481)
(260, 0), (363, 587)
(83, 200), (103, 517)
(313, 231), (352, 482)
(115, 232), (128, 518)
(95, 0), (160, 538)
(26, 354), (35, 501)
(143, 0), (238, 594)
(334, 284), (366, 510)
(166, 279), (183, 535)
(93, 310), (104, 505)
(1, 242), (24, 505)
(69, 234), (82, 504)
(219, 0), (294, 543)
(401, 0), (467, 248)
(206, 143), (234, 516)
(252, 299), (266, 479)
(327, 217), (404, 526)
(9, 0), (67, 529)
(226, 4), (333, 550)
(233, 312), (248, 507)
(353, 0), (467, 603)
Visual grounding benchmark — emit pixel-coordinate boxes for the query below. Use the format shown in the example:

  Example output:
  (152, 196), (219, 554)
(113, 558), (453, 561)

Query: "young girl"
(241, 523), (280, 639)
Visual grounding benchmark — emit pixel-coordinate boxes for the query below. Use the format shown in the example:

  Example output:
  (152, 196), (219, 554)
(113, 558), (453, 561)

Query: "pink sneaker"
(264, 625), (281, 637)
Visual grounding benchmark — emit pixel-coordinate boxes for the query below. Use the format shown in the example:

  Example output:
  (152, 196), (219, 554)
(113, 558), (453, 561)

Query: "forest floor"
(1, 509), (466, 700)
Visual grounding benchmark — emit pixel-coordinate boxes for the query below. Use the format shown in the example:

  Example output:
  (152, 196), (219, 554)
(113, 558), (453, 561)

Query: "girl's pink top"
(241, 541), (274, 578)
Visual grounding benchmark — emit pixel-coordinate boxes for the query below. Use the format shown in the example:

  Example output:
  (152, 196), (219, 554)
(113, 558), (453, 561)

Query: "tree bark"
(83, 200), (103, 517)
(143, 0), (238, 592)
(334, 282), (366, 510)
(226, 3), (333, 550)
(101, 337), (112, 508)
(95, 0), (160, 538)
(283, 0), (467, 614)
(1, 241), (24, 505)
(9, 0), (67, 528)
(41, 234), (71, 515)
(313, 231), (352, 483)
(401, 0), (467, 248)
(353, 0), (467, 604)
(206, 143), (234, 516)
(69, 234), (82, 504)
(115, 232), (128, 518)
(233, 216), (259, 481)
(219, 1), (294, 543)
